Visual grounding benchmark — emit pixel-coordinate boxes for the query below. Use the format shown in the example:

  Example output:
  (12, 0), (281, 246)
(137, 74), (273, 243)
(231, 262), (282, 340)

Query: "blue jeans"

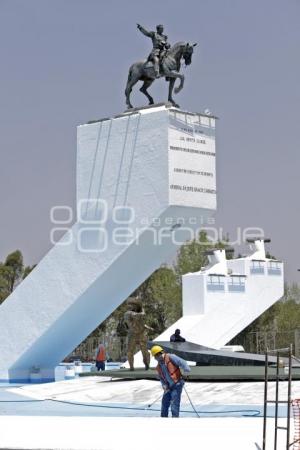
(96, 361), (105, 371)
(161, 381), (184, 417)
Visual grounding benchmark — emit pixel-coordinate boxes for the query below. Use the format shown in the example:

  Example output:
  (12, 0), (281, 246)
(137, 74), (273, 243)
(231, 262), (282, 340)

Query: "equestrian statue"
(125, 24), (197, 109)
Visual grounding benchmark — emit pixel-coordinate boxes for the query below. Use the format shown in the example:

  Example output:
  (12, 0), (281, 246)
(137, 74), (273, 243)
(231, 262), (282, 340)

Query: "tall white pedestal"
(0, 104), (217, 381)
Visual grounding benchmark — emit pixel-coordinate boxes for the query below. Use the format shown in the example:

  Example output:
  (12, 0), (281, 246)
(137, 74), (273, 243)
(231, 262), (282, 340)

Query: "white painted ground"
(3, 377), (299, 449)
(9, 377), (300, 405)
(0, 416), (292, 450)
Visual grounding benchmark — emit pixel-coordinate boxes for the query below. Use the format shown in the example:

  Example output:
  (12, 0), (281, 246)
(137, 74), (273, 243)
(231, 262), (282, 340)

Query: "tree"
(23, 264), (37, 279)
(0, 250), (34, 305)
(0, 264), (11, 303)
(133, 266), (181, 337)
(175, 230), (233, 278)
(4, 250), (24, 292)
(175, 230), (210, 278)
(229, 283), (300, 352)
(284, 283), (300, 304)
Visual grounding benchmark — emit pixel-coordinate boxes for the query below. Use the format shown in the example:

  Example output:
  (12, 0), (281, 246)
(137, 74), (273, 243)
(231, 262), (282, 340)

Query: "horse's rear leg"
(125, 80), (134, 109)
(140, 79), (154, 105)
(125, 70), (140, 109)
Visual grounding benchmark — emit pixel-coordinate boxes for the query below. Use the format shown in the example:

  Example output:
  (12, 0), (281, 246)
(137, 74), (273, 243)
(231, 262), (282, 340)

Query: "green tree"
(4, 250), (24, 292)
(0, 264), (11, 303)
(84, 265), (182, 359)
(175, 230), (210, 277)
(284, 283), (300, 304)
(133, 266), (181, 337)
(23, 264), (37, 279)
(175, 230), (233, 278)
(0, 250), (34, 305)
(230, 282), (300, 352)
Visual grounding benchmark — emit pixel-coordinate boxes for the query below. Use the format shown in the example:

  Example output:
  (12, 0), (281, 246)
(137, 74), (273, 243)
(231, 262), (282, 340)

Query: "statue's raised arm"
(137, 23), (153, 38)
(137, 23), (169, 79)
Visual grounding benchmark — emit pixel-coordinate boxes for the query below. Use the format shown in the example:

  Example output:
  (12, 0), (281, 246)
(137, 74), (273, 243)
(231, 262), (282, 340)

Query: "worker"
(151, 345), (190, 417)
(124, 297), (151, 371)
(170, 329), (186, 342)
(95, 342), (106, 371)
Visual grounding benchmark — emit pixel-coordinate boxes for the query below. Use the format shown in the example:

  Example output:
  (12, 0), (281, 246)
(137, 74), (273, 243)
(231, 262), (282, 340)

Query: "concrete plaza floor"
(0, 416), (292, 450)
(0, 377), (298, 449)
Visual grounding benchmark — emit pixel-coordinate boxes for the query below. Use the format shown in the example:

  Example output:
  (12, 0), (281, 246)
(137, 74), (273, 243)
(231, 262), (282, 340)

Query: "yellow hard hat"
(151, 345), (164, 357)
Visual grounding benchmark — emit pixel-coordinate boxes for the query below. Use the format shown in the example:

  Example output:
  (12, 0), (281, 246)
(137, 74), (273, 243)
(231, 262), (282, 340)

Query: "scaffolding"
(263, 344), (292, 450)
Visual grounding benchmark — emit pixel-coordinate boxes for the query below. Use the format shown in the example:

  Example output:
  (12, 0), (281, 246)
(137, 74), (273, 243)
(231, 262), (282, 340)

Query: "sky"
(0, 0), (299, 283)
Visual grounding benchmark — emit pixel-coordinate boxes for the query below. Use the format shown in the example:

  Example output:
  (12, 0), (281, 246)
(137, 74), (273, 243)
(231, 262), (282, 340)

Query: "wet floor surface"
(0, 387), (286, 418)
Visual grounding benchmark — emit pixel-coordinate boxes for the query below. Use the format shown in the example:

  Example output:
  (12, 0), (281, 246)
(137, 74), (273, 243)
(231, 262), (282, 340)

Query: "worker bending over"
(151, 345), (190, 417)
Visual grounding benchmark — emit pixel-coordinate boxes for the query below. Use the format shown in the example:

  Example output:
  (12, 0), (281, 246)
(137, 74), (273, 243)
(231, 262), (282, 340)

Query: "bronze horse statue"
(125, 42), (197, 109)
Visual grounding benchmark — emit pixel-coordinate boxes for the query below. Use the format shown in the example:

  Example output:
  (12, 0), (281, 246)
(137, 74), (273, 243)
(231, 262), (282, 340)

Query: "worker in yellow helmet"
(151, 345), (190, 417)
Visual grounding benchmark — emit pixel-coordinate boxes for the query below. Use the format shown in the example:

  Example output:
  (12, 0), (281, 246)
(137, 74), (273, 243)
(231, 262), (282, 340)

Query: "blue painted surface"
(0, 379), (33, 384)
(0, 366), (289, 418)
(0, 388), (288, 418)
(0, 362), (120, 384)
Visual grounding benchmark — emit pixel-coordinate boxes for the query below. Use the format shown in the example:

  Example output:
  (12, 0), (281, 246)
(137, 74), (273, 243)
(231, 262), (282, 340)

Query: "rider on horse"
(137, 23), (170, 78)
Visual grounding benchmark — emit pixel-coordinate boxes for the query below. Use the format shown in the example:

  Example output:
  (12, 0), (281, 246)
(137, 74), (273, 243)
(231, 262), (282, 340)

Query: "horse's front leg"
(164, 70), (185, 97)
(168, 78), (179, 107)
(174, 73), (184, 94)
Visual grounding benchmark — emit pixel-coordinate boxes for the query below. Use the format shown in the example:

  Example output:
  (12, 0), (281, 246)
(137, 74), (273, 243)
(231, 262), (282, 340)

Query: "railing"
(230, 329), (300, 357)
(228, 283), (246, 292)
(250, 260), (265, 274)
(268, 261), (282, 276)
(207, 283), (225, 291)
(207, 274), (225, 291)
(206, 275), (246, 292)
(228, 276), (246, 292)
(64, 334), (129, 362)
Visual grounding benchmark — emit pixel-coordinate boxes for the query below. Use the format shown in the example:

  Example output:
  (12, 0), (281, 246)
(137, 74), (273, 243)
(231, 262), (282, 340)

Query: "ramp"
(147, 341), (287, 366)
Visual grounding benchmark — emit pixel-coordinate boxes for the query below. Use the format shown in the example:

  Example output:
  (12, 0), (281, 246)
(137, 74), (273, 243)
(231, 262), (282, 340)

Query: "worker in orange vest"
(151, 345), (190, 417)
(95, 342), (106, 371)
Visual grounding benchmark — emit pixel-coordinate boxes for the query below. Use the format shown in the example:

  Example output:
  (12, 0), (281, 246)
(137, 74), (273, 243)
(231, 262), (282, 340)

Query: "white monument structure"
(0, 104), (218, 382)
(157, 240), (284, 348)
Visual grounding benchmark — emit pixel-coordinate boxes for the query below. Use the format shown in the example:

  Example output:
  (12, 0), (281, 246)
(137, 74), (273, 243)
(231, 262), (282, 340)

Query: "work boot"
(145, 363), (149, 371)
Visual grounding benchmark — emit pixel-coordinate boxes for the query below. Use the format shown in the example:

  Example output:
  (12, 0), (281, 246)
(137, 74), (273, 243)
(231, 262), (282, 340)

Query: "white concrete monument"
(157, 239), (284, 348)
(0, 104), (217, 382)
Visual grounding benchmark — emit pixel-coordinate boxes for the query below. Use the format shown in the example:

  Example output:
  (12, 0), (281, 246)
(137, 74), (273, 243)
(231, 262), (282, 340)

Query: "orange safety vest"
(156, 353), (182, 384)
(96, 345), (106, 362)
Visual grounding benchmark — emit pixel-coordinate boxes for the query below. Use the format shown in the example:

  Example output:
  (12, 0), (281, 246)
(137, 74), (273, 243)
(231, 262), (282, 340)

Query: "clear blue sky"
(0, 0), (299, 282)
